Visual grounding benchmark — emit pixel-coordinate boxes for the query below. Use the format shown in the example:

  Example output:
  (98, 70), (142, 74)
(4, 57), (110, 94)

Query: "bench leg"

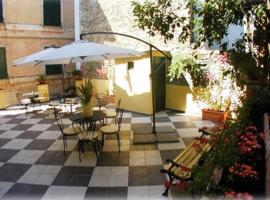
(162, 176), (173, 197)
(162, 186), (170, 197)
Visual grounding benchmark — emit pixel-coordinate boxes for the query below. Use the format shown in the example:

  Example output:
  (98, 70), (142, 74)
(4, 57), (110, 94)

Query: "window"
(0, 0), (3, 23)
(45, 64), (63, 75)
(127, 62), (134, 70)
(0, 48), (8, 79)
(44, 46), (62, 75)
(43, 0), (61, 26)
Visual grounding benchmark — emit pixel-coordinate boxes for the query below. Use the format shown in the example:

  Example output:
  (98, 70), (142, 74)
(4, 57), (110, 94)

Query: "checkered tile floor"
(0, 109), (215, 199)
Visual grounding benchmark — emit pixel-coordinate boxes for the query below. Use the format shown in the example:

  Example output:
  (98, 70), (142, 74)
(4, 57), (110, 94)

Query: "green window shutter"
(0, 0), (3, 22)
(45, 64), (63, 75)
(0, 48), (7, 79)
(43, 0), (61, 26)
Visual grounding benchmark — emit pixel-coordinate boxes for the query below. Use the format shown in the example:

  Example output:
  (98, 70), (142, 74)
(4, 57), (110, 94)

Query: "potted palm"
(36, 74), (47, 85)
(77, 79), (94, 117)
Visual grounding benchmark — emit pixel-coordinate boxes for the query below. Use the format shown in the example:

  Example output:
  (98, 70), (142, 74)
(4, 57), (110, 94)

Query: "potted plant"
(77, 79), (94, 117)
(72, 69), (82, 80)
(168, 55), (230, 121)
(36, 75), (47, 85)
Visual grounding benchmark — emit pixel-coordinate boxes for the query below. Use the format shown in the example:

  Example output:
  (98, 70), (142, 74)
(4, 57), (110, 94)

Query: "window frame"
(0, 47), (8, 79)
(45, 64), (63, 75)
(43, 0), (62, 27)
(0, 0), (4, 23)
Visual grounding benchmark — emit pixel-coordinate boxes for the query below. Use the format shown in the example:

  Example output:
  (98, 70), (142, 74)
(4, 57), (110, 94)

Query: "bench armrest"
(198, 128), (212, 136)
(166, 159), (191, 172)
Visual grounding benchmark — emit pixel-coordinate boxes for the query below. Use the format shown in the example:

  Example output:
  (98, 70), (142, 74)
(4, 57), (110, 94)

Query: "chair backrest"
(116, 109), (124, 132)
(54, 110), (65, 133)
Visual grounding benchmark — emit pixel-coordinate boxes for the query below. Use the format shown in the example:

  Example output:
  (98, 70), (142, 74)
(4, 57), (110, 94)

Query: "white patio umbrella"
(13, 41), (144, 66)
(13, 47), (57, 66)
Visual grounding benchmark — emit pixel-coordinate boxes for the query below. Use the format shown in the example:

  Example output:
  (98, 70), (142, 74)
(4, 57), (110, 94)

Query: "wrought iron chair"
(54, 110), (80, 154)
(100, 109), (124, 153)
(105, 98), (121, 124)
(72, 121), (101, 162)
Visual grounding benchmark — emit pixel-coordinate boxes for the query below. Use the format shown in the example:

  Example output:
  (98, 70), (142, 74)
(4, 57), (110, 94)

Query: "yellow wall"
(91, 79), (109, 94)
(76, 79), (109, 96)
(115, 55), (153, 115)
(37, 84), (49, 101)
(166, 84), (192, 112)
(0, 90), (5, 109)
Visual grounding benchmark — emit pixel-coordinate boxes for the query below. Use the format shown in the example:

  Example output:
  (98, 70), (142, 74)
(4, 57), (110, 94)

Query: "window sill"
(42, 25), (63, 32)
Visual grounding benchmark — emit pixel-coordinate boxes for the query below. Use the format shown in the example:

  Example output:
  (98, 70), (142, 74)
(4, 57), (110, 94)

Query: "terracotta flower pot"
(202, 109), (225, 122)
(74, 74), (82, 80)
(38, 80), (47, 85)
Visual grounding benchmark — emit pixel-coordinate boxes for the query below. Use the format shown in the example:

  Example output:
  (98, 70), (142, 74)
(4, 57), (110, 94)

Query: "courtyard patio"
(0, 107), (214, 199)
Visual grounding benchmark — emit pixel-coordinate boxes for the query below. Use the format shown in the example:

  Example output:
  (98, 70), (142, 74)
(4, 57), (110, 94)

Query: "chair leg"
(65, 136), (68, 148)
(95, 140), (101, 158)
(116, 133), (120, 153)
(101, 133), (105, 147)
(92, 140), (99, 159)
(63, 136), (66, 155)
(78, 140), (82, 162)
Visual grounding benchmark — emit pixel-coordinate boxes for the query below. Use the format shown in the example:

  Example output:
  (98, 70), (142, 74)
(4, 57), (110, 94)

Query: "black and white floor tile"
(0, 108), (214, 199)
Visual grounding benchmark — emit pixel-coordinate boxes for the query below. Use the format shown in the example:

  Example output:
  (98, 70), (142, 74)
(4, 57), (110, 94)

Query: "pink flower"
(218, 52), (229, 64)
(225, 191), (253, 200)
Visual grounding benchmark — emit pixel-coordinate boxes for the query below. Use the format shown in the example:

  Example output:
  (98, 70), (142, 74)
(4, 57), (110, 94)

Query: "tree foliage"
(132, 0), (269, 85)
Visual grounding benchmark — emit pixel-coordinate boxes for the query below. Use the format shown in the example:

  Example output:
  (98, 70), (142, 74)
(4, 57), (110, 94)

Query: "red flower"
(218, 52), (229, 64)
(176, 182), (188, 191)
(96, 66), (106, 79)
(229, 163), (257, 179)
(225, 191), (236, 198)
(225, 191), (253, 200)
(200, 136), (209, 144)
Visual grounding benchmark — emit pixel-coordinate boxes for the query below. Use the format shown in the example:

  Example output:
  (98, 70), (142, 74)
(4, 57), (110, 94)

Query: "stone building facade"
(0, 0), (74, 106)
(80, 0), (190, 53)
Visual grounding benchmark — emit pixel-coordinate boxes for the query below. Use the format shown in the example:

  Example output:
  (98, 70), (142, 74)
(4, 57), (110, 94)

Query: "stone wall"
(0, 76), (75, 107)
(80, 0), (190, 53)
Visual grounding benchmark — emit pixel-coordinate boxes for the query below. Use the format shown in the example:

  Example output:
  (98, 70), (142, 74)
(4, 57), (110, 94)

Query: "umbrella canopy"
(13, 41), (144, 65)
(13, 47), (57, 66)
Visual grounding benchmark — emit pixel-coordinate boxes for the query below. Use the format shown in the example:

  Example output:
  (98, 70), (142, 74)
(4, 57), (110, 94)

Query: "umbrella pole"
(150, 46), (157, 142)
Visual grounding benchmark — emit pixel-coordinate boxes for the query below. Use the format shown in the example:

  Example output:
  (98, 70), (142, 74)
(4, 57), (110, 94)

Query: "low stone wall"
(264, 113), (270, 196)
(0, 80), (38, 107)
(0, 76), (75, 107)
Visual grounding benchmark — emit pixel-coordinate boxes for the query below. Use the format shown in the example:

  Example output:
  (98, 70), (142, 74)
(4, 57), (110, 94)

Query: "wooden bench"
(160, 99), (232, 196)
(160, 136), (212, 196)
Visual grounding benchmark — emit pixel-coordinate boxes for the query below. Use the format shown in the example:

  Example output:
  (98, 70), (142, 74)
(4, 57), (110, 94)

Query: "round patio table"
(69, 110), (106, 132)
(70, 110), (106, 123)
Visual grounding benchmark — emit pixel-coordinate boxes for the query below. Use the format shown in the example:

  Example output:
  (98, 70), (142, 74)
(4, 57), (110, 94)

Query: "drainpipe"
(74, 0), (80, 70)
